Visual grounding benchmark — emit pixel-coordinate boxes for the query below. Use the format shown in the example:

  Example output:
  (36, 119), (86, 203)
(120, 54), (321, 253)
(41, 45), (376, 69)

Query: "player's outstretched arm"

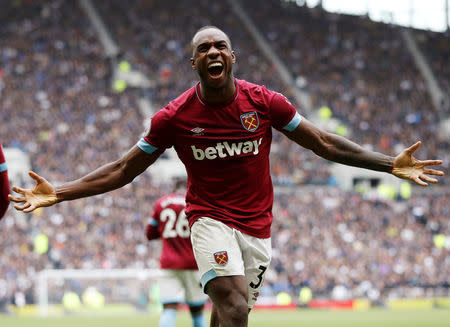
(9, 146), (161, 213)
(284, 117), (444, 186)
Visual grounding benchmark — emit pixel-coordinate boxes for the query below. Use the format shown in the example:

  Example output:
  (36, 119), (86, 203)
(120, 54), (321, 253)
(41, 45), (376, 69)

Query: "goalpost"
(36, 268), (163, 317)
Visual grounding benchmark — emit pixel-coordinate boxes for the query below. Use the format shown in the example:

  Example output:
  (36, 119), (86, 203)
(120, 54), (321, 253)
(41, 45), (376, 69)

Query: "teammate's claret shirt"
(148, 193), (198, 270)
(0, 142), (10, 220)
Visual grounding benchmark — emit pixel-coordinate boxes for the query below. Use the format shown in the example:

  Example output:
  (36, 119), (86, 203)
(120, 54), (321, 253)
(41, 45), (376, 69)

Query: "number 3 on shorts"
(249, 265), (267, 289)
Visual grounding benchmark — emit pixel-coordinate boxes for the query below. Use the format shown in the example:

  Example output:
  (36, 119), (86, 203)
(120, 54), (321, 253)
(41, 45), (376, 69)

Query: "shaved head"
(191, 26), (232, 55)
(190, 25), (236, 94)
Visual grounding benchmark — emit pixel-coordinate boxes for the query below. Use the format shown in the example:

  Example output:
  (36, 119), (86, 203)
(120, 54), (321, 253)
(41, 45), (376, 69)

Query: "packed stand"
(268, 188), (449, 301)
(0, 0), (158, 309)
(242, 0), (447, 167)
(414, 30), (450, 104)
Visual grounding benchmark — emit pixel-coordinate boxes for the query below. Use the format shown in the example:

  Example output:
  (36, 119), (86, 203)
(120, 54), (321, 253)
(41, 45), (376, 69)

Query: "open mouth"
(207, 62), (224, 77)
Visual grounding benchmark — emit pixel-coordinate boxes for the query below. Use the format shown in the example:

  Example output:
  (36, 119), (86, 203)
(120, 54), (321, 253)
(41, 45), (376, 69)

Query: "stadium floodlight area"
(284, 0), (450, 32)
(36, 268), (163, 317)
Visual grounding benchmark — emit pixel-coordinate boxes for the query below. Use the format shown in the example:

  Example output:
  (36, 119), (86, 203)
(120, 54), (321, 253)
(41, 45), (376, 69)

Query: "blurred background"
(0, 0), (449, 318)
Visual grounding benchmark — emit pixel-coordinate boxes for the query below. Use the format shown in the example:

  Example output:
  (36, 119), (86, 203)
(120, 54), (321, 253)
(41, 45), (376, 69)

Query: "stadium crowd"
(0, 0), (448, 310)
(415, 29), (450, 101)
(269, 188), (449, 301)
(242, 0), (447, 160)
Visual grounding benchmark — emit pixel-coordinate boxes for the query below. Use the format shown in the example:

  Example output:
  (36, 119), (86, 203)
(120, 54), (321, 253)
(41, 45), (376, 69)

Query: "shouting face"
(191, 27), (236, 90)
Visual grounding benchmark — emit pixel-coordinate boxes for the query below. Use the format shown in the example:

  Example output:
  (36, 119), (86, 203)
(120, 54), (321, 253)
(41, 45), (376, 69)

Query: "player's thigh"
(190, 217), (245, 292)
(177, 270), (208, 306)
(158, 269), (185, 304)
(205, 275), (249, 307)
(240, 233), (272, 309)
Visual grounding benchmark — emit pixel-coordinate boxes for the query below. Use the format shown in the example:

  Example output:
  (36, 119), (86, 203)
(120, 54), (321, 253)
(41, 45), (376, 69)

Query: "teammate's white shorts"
(190, 217), (272, 309)
(158, 269), (208, 306)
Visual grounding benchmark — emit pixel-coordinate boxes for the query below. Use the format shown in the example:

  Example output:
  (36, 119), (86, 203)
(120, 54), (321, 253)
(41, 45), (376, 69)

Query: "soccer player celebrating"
(9, 26), (444, 327)
(0, 142), (10, 220)
(146, 179), (207, 327)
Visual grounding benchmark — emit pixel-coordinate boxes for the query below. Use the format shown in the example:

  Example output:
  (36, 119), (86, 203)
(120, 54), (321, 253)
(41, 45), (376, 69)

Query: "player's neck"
(199, 78), (236, 106)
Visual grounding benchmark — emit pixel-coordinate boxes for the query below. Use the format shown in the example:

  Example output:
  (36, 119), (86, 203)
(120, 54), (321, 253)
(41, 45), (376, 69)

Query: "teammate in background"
(9, 26), (444, 327)
(0, 142), (11, 314)
(0, 142), (10, 220)
(146, 179), (207, 327)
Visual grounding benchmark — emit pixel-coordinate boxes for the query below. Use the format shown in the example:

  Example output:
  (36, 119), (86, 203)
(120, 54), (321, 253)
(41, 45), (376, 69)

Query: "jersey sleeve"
(0, 144), (10, 219)
(269, 92), (302, 132)
(146, 218), (160, 240)
(137, 107), (175, 154)
(146, 201), (162, 240)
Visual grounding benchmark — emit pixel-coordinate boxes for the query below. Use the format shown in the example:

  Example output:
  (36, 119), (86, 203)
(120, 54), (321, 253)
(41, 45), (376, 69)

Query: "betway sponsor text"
(191, 138), (262, 160)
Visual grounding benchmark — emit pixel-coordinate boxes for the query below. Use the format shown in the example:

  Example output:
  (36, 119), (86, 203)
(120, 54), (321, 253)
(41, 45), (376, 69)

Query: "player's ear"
(231, 51), (236, 64)
(190, 57), (196, 70)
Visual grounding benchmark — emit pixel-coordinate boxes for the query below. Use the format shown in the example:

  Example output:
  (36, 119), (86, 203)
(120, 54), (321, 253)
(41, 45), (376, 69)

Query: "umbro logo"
(191, 127), (205, 135)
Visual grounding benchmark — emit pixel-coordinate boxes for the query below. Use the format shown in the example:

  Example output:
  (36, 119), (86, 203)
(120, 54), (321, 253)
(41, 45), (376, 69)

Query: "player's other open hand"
(391, 141), (444, 186)
(8, 171), (58, 212)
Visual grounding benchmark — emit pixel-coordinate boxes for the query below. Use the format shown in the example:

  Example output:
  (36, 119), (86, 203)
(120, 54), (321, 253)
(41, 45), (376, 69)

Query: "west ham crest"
(240, 111), (259, 132)
(213, 251), (229, 266)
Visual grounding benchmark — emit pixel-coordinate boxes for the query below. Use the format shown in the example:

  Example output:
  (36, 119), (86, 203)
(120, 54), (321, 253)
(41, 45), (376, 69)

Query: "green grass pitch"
(1, 309), (449, 327)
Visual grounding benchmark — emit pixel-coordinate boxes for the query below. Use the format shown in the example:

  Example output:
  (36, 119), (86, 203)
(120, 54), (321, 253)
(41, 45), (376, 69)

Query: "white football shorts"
(190, 217), (272, 309)
(158, 269), (208, 306)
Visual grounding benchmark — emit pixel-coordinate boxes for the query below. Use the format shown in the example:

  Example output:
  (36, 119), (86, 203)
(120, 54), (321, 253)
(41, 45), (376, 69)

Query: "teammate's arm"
(146, 220), (161, 240)
(0, 144), (10, 219)
(9, 146), (161, 212)
(283, 117), (444, 186)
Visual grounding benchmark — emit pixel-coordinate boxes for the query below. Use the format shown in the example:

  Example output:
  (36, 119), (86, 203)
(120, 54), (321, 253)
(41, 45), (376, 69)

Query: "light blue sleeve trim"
(137, 138), (158, 154)
(0, 163), (7, 172)
(282, 112), (302, 132)
(200, 269), (217, 294)
(148, 218), (158, 226)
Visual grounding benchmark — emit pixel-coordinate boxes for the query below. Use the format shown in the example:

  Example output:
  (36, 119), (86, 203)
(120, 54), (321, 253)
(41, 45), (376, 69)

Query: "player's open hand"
(8, 171), (59, 212)
(391, 141), (444, 186)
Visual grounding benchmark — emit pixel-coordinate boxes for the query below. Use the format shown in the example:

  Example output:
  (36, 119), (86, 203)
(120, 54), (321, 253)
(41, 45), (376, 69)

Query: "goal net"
(36, 268), (163, 317)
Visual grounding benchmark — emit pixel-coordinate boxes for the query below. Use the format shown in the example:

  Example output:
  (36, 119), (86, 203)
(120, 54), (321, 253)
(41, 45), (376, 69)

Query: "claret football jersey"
(138, 79), (302, 238)
(149, 193), (198, 270)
